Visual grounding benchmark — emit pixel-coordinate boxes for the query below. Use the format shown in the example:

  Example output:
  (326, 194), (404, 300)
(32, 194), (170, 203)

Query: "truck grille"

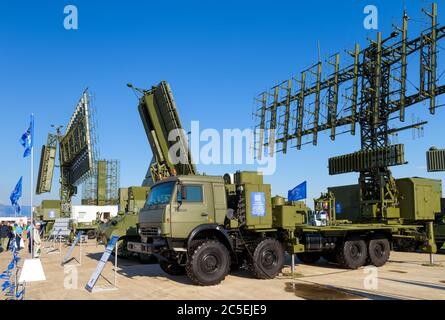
(140, 227), (159, 236)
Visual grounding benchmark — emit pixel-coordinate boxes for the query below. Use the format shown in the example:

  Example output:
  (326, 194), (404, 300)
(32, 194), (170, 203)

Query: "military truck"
(33, 200), (62, 238)
(97, 186), (150, 260)
(128, 171), (431, 286)
(96, 81), (196, 259)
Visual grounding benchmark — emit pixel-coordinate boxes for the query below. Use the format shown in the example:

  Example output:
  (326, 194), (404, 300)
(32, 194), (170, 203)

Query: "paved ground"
(1, 240), (445, 300)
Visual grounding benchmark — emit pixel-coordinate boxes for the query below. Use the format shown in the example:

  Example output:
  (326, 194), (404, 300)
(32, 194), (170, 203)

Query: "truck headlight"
(157, 228), (162, 236)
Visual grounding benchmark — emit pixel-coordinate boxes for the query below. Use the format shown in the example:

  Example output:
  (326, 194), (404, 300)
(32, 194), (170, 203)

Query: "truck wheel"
(368, 236), (390, 267)
(160, 260), (186, 275)
(297, 252), (321, 264)
(87, 230), (96, 239)
(336, 237), (367, 269)
(248, 238), (284, 279)
(186, 240), (231, 286)
(112, 239), (129, 259)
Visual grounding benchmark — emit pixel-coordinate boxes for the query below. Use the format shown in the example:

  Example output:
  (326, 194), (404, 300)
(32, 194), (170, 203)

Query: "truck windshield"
(146, 182), (175, 206)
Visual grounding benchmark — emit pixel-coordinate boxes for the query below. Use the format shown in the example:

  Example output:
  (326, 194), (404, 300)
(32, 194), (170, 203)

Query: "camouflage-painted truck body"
(128, 171), (432, 286)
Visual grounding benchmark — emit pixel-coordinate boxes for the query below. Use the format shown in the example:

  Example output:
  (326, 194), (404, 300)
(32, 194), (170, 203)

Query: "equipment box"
(273, 204), (306, 228)
(396, 178), (442, 221)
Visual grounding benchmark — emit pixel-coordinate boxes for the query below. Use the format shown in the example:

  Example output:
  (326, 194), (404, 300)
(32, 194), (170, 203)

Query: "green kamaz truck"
(127, 171), (433, 286)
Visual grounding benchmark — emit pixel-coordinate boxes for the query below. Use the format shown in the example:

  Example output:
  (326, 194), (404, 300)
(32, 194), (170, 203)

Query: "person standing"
(0, 222), (9, 253)
(27, 222), (33, 254)
(7, 222), (13, 251)
(15, 222), (24, 250)
(33, 223), (42, 258)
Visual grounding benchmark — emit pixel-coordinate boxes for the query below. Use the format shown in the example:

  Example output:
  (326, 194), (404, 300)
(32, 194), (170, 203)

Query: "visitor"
(0, 222), (9, 253)
(33, 223), (42, 258)
(14, 222), (24, 250)
(7, 222), (14, 251)
(27, 222), (33, 254)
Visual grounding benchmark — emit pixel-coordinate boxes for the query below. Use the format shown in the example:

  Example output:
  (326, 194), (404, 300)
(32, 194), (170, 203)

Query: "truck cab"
(128, 171), (289, 286)
(135, 175), (227, 252)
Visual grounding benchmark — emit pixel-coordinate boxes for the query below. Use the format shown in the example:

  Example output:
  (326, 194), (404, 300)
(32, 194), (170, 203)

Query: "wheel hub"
(374, 243), (384, 257)
(202, 254), (219, 273)
(261, 250), (277, 268)
(350, 244), (361, 259)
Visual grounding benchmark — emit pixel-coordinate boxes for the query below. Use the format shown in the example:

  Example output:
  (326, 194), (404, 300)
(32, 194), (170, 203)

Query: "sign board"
(51, 218), (72, 238)
(288, 181), (307, 201)
(85, 235), (119, 292)
(62, 231), (83, 265)
(336, 202), (343, 214)
(251, 192), (266, 217)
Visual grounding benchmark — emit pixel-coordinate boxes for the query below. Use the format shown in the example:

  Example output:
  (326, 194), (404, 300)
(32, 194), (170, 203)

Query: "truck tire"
(367, 236), (390, 267)
(336, 237), (367, 269)
(87, 230), (96, 239)
(186, 240), (231, 286)
(112, 239), (130, 259)
(248, 238), (284, 279)
(297, 252), (321, 264)
(160, 260), (186, 275)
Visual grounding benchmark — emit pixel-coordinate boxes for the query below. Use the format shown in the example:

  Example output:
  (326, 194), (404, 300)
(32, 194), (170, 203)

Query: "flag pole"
(30, 114), (34, 259)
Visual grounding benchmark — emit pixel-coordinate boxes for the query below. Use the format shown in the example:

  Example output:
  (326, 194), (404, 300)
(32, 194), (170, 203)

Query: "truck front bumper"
(127, 241), (155, 254)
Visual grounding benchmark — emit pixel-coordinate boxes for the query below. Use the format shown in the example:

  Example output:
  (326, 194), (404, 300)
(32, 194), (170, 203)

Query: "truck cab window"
(178, 185), (203, 202)
(146, 182), (175, 206)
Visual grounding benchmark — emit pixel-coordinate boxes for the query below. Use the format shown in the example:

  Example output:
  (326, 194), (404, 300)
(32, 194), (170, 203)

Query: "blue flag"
(288, 181), (307, 201)
(9, 177), (22, 215)
(20, 114), (34, 158)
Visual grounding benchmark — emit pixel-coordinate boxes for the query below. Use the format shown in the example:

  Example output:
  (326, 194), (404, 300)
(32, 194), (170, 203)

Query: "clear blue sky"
(1, 0), (444, 207)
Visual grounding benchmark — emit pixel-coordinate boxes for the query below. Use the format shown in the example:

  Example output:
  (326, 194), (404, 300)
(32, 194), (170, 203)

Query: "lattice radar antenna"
(36, 89), (99, 216)
(254, 3), (445, 219)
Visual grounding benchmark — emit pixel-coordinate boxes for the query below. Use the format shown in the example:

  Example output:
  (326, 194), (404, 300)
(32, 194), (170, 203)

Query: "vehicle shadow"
(379, 277), (445, 291)
(116, 263), (194, 285)
(85, 252), (154, 267)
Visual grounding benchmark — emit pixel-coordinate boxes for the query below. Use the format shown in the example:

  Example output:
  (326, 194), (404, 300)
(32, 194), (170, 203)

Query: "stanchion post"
(427, 221), (436, 265)
(291, 254), (295, 274)
(114, 242), (118, 288)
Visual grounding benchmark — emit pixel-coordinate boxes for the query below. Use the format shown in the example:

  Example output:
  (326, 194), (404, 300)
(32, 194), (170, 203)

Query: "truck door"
(212, 183), (227, 224)
(170, 183), (210, 239)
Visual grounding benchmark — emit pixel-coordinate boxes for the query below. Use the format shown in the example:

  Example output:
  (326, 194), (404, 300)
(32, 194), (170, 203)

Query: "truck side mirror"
(177, 182), (186, 208)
